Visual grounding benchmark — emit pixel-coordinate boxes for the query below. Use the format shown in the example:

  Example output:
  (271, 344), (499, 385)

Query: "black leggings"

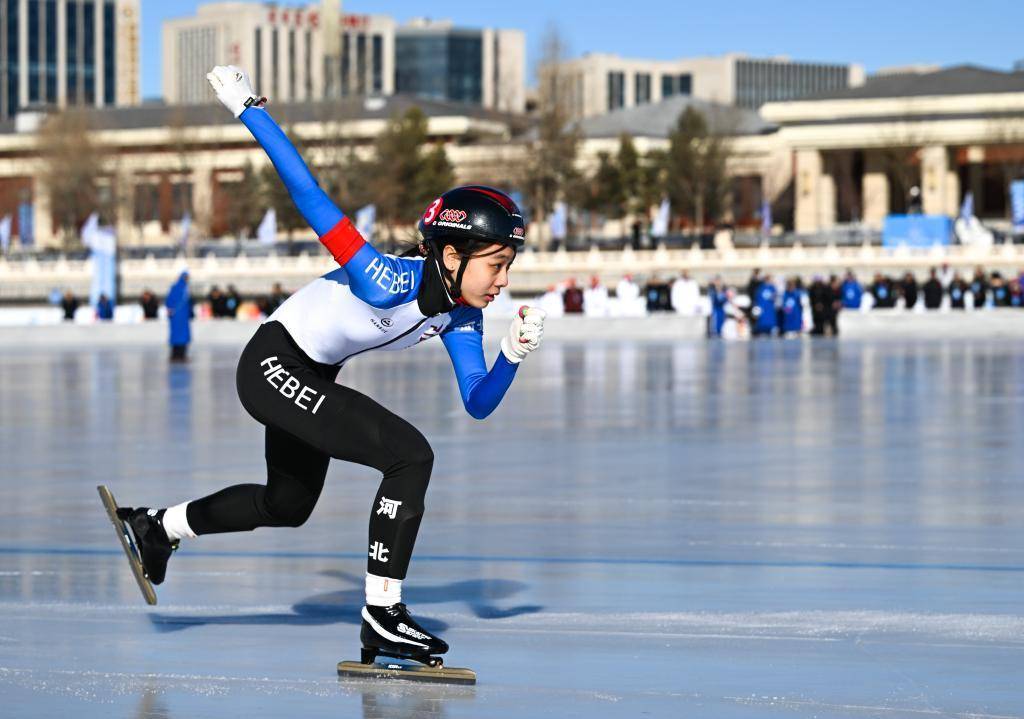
(184, 321), (433, 579)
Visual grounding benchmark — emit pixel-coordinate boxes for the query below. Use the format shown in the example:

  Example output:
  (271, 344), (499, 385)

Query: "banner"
(549, 202), (567, 241)
(179, 211), (192, 251)
(760, 198), (772, 237)
(82, 212), (117, 308)
(0, 214), (10, 254)
(17, 201), (33, 247)
(1011, 181), (1024, 233)
(355, 204), (376, 242)
(651, 198), (670, 238)
(959, 191), (974, 221)
(257, 208), (277, 244)
(882, 214), (952, 248)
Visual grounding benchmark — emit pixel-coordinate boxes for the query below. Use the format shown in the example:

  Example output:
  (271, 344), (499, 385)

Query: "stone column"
(192, 165), (215, 239)
(862, 151), (890, 228)
(921, 145), (951, 216)
(795, 149), (823, 234)
(33, 177), (55, 249)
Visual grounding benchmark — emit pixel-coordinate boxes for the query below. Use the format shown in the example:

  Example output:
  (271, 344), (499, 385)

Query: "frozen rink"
(1, 326), (1022, 718)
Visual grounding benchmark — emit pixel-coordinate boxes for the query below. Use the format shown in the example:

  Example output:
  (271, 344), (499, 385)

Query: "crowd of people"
(532, 264), (1024, 339)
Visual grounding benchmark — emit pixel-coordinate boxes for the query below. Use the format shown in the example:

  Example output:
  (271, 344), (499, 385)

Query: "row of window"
(255, 28), (385, 100)
(2, 0), (117, 118)
(734, 60), (849, 108)
(607, 70), (693, 111)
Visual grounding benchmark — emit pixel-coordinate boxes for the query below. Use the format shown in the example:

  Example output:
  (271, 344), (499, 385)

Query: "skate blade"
(337, 660), (476, 686)
(97, 485), (158, 606)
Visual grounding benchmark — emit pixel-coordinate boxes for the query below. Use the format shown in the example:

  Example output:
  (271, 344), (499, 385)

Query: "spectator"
(583, 275), (610, 317)
(140, 289), (160, 320)
(841, 270), (863, 309)
(61, 290), (79, 321)
(870, 273), (896, 309)
(208, 285), (229, 318)
(923, 269), (943, 310)
(808, 276), (831, 335)
(670, 271), (701, 316)
(752, 274), (778, 336)
(96, 294), (114, 321)
(1009, 278), (1023, 308)
(780, 279), (803, 336)
(644, 276), (672, 312)
(826, 274), (842, 336)
(900, 272), (919, 310)
(949, 273), (967, 310)
(563, 278), (584, 314)
(969, 267), (988, 308)
(746, 268), (763, 304)
(707, 276), (728, 337)
(538, 284), (565, 317)
(225, 284), (242, 318)
(939, 262), (955, 289)
(166, 271), (193, 362)
(991, 272), (1009, 307)
(266, 282), (289, 315)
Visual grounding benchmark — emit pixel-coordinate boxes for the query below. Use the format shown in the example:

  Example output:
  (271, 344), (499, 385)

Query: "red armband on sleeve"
(320, 217), (366, 266)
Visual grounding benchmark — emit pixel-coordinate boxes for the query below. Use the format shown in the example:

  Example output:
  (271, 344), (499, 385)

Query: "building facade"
(0, 0), (139, 119)
(760, 66), (1024, 234)
(555, 52), (864, 120)
(395, 19), (525, 112)
(163, 2), (395, 106)
(164, 5), (525, 112)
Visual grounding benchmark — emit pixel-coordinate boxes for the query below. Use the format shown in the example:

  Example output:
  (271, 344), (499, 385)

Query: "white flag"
(549, 202), (567, 240)
(356, 204), (376, 242)
(0, 214), (10, 254)
(257, 208), (277, 244)
(180, 211), (192, 250)
(651, 198), (670, 238)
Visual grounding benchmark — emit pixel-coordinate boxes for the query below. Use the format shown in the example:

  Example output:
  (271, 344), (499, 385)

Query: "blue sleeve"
(440, 309), (518, 420)
(241, 106), (421, 309)
(239, 107), (342, 236)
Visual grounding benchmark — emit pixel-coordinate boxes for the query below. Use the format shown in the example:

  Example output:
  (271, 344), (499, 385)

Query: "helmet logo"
(438, 208), (467, 223)
(422, 197), (443, 225)
(512, 226), (524, 237)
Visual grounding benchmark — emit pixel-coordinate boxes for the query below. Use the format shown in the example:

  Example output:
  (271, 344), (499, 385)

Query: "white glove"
(500, 306), (546, 364)
(206, 65), (265, 118)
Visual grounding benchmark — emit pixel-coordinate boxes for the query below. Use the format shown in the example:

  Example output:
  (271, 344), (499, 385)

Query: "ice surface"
(1, 330), (1022, 717)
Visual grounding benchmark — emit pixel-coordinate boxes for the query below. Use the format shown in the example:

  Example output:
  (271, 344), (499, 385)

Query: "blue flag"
(1011, 181), (1024, 233)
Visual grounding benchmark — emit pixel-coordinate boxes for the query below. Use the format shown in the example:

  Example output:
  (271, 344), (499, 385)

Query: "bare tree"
(524, 24), (581, 248)
(36, 108), (111, 249)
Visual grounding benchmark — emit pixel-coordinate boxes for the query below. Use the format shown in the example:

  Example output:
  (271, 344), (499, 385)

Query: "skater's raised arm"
(207, 65), (418, 308)
(441, 306), (545, 420)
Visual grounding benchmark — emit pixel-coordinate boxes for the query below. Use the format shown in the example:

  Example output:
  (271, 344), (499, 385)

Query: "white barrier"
(2, 243), (1023, 300)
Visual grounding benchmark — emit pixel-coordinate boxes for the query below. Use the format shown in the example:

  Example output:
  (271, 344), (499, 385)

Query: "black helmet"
(418, 185), (525, 251)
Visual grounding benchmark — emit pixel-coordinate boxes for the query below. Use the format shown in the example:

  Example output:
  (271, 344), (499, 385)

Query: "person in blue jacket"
(708, 276), (728, 337)
(96, 293), (114, 321)
(780, 278), (804, 336)
(840, 270), (862, 309)
(753, 275), (778, 336)
(165, 271), (193, 362)
(112, 66), (546, 668)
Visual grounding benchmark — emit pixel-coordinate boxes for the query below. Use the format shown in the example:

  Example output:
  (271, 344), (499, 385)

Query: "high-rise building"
(162, 2), (395, 106)
(0, 0), (139, 119)
(551, 52), (865, 120)
(394, 19), (525, 112)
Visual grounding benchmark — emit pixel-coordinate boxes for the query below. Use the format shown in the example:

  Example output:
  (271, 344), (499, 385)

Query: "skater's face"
(442, 243), (516, 308)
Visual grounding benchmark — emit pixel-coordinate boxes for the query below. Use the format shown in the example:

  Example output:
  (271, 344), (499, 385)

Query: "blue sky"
(146, 0), (1022, 100)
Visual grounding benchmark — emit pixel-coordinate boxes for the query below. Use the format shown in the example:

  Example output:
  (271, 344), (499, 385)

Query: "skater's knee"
(388, 419), (434, 470)
(260, 476), (319, 528)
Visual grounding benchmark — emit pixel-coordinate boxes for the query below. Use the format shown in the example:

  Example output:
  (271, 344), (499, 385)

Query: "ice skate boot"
(97, 486), (178, 605)
(338, 603), (475, 685)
